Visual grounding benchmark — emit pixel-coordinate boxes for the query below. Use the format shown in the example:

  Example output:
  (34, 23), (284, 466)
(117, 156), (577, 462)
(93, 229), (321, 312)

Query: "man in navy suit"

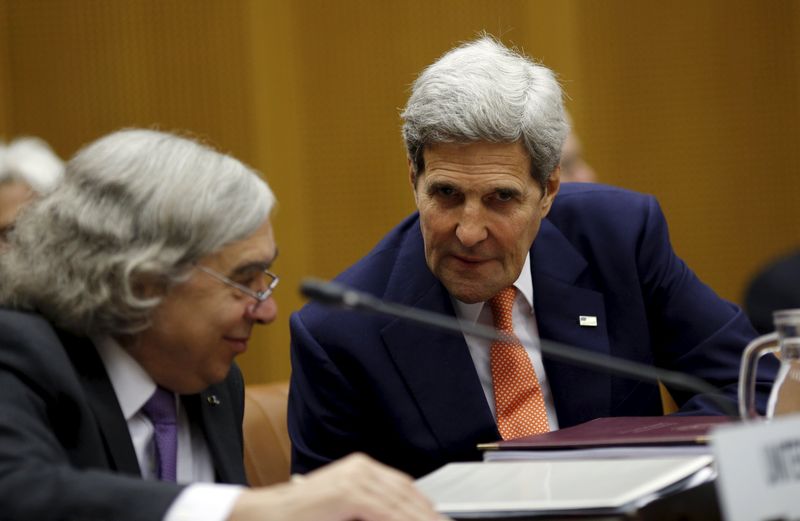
(288, 37), (777, 478)
(0, 130), (442, 521)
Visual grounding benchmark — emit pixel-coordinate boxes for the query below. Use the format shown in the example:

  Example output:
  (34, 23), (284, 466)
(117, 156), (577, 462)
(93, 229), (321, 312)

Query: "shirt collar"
(452, 253), (534, 323)
(91, 334), (157, 421)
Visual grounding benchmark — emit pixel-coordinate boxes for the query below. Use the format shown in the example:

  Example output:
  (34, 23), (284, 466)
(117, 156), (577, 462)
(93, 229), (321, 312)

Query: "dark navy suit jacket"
(289, 183), (777, 478)
(0, 309), (248, 521)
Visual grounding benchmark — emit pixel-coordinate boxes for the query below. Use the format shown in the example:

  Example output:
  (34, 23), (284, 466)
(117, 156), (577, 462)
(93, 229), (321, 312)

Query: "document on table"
(477, 416), (730, 452)
(484, 444), (710, 462)
(416, 456), (714, 518)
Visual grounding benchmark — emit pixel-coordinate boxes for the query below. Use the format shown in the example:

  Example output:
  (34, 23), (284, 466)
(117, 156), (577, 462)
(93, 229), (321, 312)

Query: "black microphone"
(300, 278), (739, 418)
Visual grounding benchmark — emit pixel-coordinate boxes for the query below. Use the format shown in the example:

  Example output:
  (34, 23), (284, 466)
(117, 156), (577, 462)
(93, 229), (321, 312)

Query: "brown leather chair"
(242, 381), (291, 487)
(659, 382), (679, 415)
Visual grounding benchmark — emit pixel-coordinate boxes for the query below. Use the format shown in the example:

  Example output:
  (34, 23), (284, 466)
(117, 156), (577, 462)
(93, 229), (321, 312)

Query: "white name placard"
(712, 413), (800, 521)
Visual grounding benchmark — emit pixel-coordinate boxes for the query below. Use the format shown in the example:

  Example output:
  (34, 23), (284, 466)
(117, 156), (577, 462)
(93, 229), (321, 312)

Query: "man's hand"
(229, 453), (447, 521)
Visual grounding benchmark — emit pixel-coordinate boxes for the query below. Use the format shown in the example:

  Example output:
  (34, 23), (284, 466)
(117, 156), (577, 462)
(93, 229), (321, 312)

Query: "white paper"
(416, 456), (713, 517)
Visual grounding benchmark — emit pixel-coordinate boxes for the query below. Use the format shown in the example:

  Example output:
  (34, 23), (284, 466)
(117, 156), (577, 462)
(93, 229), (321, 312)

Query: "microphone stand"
(301, 278), (739, 418)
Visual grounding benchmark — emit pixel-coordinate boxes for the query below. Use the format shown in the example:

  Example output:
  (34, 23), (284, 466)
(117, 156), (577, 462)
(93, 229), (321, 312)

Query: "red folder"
(478, 416), (732, 451)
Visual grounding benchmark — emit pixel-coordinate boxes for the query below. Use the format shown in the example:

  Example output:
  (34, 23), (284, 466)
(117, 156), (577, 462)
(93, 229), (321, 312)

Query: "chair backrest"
(659, 381), (679, 415)
(242, 381), (291, 486)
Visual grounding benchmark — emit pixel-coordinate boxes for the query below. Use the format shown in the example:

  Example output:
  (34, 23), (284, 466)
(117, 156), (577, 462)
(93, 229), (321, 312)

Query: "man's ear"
(131, 272), (169, 300)
(408, 157), (421, 205)
(540, 166), (561, 216)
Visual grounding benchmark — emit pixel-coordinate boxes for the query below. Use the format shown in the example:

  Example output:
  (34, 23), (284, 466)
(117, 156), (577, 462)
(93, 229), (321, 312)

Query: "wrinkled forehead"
(421, 141), (532, 175)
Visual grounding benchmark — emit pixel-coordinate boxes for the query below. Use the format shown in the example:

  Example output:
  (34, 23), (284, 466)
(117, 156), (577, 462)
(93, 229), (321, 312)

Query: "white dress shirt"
(451, 253), (560, 431)
(92, 335), (242, 521)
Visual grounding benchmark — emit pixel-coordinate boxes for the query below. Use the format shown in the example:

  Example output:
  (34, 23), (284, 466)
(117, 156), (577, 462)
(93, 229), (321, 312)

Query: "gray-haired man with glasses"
(0, 129), (443, 521)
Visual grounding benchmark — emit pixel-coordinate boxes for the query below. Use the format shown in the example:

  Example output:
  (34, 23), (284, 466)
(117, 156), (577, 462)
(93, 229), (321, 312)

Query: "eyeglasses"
(196, 264), (280, 304)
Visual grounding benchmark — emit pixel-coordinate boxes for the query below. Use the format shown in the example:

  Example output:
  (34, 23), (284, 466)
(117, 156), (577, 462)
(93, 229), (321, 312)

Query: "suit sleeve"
(635, 195), (777, 414)
(0, 362), (184, 521)
(288, 311), (369, 474)
(0, 315), (184, 521)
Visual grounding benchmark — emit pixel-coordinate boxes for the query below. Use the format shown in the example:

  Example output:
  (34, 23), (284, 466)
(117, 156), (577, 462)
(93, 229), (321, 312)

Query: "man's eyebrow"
(426, 180), (459, 191)
(229, 247), (279, 276)
(494, 186), (523, 196)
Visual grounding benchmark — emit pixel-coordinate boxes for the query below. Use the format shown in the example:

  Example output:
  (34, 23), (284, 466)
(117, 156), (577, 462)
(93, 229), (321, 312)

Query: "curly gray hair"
(0, 129), (274, 336)
(402, 36), (569, 190)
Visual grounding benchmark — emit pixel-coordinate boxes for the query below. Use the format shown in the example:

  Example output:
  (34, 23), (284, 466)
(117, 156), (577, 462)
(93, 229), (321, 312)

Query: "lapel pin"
(207, 395), (221, 406)
(579, 315), (598, 327)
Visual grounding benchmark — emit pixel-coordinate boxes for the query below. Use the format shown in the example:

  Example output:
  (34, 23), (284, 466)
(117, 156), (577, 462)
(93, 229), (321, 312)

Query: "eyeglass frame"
(195, 264), (280, 304)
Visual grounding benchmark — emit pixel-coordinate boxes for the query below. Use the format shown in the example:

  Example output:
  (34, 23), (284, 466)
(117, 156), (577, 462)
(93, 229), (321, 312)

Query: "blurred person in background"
(744, 250), (800, 334)
(0, 128), (442, 521)
(559, 112), (596, 183)
(0, 137), (64, 239)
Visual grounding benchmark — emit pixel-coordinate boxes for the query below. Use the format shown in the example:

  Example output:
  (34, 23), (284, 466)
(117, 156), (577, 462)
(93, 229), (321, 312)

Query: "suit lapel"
(380, 222), (499, 455)
(531, 220), (612, 426)
(59, 332), (141, 476)
(189, 384), (247, 485)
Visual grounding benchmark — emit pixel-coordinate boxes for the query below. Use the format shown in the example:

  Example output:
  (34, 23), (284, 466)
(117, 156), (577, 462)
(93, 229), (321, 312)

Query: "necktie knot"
(142, 386), (177, 425)
(489, 286), (517, 332)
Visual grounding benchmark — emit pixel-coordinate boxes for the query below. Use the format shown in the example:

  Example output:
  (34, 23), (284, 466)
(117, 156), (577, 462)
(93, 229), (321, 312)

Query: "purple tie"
(142, 386), (178, 482)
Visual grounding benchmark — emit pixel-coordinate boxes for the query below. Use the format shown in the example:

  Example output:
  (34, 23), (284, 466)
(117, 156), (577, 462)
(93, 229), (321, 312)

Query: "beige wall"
(571, 1), (800, 302)
(0, 1), (10, 134)
(1, 0), (798, 383)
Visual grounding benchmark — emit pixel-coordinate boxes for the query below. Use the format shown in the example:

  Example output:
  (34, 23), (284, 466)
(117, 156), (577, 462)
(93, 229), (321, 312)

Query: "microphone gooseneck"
(299, 278), (739, 418)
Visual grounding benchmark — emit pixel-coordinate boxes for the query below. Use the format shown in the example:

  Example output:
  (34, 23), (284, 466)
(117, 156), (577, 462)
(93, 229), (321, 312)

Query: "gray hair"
(401, 36), (569, 190)
(0, 129), (275, 336)
(0, 137), (64, 193)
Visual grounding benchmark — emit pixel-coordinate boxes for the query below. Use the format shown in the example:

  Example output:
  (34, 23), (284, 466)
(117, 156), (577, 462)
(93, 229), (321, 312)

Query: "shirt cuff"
(164, 483), (244, 521)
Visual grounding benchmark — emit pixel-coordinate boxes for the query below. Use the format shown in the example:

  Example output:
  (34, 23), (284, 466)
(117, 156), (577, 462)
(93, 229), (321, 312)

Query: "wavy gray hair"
(0, 129), (275, 336)
(402, 36), (569, 190)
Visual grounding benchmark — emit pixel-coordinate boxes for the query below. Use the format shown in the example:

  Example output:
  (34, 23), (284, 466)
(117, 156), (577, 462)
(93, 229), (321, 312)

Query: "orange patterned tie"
(489, 286), (550, 439)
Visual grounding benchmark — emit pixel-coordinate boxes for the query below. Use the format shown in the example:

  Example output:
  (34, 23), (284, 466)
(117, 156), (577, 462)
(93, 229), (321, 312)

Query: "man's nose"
(246, 296), (278, 324)
(455, 203), (488, 247)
